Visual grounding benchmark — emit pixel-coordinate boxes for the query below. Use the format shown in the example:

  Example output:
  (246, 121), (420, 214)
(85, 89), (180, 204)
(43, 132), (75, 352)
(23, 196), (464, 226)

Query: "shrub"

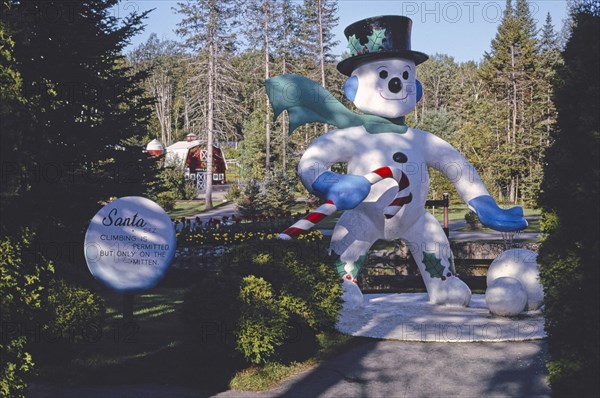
(181, 180), (198, 200)
(47, 280), (105, 342)
(236, 180), (266, 218)
(0, 337), (34, 398)
(156, 191), (177, 212)
(464, 211), (481, 230)
(225, 182), (242, 202)
(0, 232), (54, 398)
(150, 160), (197, 202)
(236, 276), (287, 364)
(1, 233), (107, 396)
(182, 239), (342, 365)
(261, 172), (297, 217)
(464, 211), (479, 224)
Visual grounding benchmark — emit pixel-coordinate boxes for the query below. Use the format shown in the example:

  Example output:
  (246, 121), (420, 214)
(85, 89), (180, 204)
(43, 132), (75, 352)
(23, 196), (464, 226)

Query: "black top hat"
(337, 15), (429, 76)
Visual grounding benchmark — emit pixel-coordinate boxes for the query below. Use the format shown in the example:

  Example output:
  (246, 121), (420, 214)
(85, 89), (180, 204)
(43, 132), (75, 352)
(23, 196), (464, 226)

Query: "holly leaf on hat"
(366, 28), (386, 53)
(347, 34), (363, 56)
(423, 252), (444, 279)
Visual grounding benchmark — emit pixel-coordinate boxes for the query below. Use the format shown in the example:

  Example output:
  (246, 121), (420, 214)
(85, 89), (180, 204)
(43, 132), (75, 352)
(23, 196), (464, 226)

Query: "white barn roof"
(164, 140), (227, 170)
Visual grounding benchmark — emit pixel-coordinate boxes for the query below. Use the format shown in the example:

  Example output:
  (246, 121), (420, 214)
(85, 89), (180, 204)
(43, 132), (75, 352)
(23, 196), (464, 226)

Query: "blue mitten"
(312, 171), (371, 210)
(468, 195), (528, 232)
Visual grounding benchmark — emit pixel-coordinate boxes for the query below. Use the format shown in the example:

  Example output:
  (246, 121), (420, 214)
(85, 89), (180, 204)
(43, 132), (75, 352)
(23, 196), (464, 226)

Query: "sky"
(114, 0), (570, 63)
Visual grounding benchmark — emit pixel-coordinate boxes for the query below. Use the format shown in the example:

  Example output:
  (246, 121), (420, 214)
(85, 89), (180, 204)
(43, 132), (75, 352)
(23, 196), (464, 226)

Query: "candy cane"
(279, 166), (412, 239)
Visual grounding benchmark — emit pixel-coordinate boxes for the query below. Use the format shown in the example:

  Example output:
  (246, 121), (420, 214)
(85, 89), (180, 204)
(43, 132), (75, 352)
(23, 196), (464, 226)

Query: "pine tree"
(273, 0), (301, 173)
(479, 0), (542, 204)
(538, 3), (599, 395)
(296, 0), (339, 87)
(1, 0), (154, 248)
(520, 13), (564, 205)
(242, 0), (280, 175)
(515, 0), (537, 37)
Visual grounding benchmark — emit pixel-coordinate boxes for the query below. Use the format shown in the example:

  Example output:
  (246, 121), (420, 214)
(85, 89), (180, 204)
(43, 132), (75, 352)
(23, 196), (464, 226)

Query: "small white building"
(146, 139), (165, 156)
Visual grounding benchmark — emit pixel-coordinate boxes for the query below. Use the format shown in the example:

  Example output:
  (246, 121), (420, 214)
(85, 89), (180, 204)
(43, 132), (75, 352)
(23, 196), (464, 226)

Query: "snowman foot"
(429, 275), (471, 307)
(341, 275), (364, 310)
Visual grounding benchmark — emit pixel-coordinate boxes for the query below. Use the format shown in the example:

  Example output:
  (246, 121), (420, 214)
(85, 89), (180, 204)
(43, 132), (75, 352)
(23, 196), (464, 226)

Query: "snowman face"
(351, 58), (417, 118)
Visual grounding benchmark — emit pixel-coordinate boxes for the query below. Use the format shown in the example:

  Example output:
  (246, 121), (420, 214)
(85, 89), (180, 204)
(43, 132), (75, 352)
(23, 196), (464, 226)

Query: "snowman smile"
(379, 91), (408, 101)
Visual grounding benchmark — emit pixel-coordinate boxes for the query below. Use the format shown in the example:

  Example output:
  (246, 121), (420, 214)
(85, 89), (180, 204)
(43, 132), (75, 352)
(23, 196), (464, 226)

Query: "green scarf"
(266, 74), (408, 135)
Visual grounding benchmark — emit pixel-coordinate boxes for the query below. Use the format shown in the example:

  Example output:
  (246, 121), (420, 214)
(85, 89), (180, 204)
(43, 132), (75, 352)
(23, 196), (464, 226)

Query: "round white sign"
(84, 196), (176, 292)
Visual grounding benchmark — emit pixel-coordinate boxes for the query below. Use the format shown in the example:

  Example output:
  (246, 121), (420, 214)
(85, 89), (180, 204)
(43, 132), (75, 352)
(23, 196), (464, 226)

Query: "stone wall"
(171, 240), (539, 276)
(365, 240), (539, 277)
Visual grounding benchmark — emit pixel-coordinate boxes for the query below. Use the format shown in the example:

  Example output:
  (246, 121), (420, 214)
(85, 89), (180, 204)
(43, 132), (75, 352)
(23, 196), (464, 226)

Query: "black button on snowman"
(392, 152), (408, 163)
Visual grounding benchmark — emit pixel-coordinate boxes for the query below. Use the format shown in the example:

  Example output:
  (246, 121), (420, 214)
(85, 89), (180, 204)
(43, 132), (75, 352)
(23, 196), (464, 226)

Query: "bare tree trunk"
(264, 7), (271, 176)
(184, 94), (190, 133)
(205, 3), (216, 209)
(510, 45), (518, 204)
(317, 0), (328, 132)
(281, 19), (287, 175)
(173, 101), (180, 142)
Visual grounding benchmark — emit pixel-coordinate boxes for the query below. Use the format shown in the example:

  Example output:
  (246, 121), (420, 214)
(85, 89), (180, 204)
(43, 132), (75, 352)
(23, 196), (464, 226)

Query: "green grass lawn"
(168, 200), (309, 221)
(167, 199), (235, 219)
(167, 200), (206, 219)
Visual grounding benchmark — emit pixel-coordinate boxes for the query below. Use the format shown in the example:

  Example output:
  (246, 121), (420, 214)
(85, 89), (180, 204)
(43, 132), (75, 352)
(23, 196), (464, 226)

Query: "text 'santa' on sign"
(84, 196), (176, 292)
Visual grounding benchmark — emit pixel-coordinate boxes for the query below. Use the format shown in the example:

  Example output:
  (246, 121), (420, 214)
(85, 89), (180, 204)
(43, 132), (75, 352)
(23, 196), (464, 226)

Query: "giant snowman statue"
(267, 15), (527, 308)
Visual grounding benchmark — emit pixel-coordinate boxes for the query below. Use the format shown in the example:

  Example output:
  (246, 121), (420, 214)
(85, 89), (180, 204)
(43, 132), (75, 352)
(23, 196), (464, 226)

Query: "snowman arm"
(296, 130), (374, 211)
(297, 130), (355, 191)
(421, 130), (490, 203)
(421, 131), (527, 232)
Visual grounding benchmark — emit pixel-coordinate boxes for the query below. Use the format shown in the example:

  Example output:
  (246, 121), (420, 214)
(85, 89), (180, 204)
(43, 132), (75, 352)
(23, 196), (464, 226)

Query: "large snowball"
(486, 277), (527, 316)
(429, 277), (471, 307)
(487, 249), (544, 311)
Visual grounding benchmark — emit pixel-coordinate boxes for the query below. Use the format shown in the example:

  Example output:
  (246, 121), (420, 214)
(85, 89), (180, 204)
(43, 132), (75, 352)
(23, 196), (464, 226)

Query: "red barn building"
(164, 134), (227, 186)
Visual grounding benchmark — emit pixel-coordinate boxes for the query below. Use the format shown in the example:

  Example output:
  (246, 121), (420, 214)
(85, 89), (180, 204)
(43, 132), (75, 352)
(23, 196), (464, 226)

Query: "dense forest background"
(0, 0), (570, 220)
(128, 0), (564, 207)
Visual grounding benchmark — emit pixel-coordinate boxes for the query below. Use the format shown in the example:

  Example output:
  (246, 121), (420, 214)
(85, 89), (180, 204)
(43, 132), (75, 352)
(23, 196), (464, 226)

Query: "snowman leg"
(330, 210), (382, 310)
(335, 254), (368, 310)
(402, 212), (471, 306)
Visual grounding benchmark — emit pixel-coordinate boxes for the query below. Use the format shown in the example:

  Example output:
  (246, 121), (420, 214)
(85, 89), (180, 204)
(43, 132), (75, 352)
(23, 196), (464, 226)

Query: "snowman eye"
(379, 70), (388, 79)
(402, 71), (410, 80)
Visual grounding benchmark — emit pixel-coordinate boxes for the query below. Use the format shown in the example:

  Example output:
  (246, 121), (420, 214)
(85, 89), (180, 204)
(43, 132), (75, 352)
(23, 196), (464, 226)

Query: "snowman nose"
(388, 77), (402, 94)
(388, 77), (402, 93)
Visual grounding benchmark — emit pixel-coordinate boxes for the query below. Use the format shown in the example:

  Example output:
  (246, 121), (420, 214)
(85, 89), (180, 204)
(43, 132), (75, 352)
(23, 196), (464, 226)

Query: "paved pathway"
(28, 339), (549, 398)
(216, 340), (550, 398)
